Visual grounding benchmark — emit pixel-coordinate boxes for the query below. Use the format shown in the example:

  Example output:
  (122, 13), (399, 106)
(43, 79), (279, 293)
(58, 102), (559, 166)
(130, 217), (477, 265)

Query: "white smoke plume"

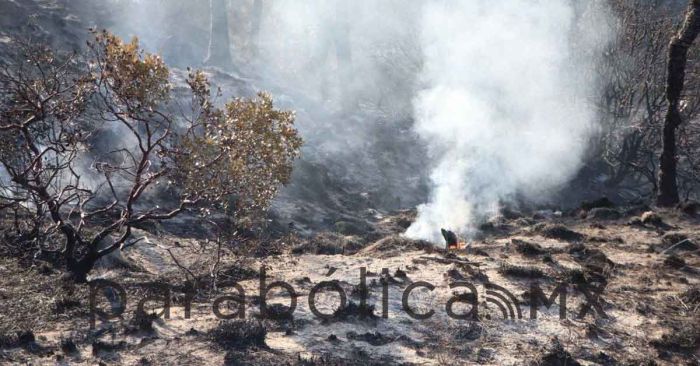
(82, 0), (612, 235)
(405, 0), (611, 242)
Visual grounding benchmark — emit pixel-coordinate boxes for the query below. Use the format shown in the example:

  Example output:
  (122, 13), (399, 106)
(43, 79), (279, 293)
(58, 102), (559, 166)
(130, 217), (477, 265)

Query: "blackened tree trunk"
(66, 251), (99, 283)
(657, 0), (700, 206)
(204, 0), (233, 68)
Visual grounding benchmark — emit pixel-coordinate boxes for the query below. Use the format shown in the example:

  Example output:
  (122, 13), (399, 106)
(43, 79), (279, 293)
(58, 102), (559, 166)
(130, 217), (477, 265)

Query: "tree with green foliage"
(0, 31), (302, 281)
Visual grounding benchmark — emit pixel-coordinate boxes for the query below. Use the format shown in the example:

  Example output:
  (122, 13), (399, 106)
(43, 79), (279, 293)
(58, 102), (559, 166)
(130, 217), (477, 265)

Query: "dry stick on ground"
(206, 219), (232, 293)
(210, 236), (224, 293)
(657, 0), (700, 206)
(166, 247), (199, 289)
(660, 238), (696, 254)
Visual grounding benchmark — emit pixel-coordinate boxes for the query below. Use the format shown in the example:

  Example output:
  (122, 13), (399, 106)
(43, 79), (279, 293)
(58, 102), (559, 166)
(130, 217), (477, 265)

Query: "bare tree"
(0, 32), (302, 281)
(657, 0), (700, 206)
(594, 0), (700, 202)
(594, 1), (671, 199)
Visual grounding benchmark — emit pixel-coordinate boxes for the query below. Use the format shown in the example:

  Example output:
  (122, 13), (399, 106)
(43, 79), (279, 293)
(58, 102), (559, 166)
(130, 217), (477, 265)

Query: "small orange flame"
(448, 242), (468, 250)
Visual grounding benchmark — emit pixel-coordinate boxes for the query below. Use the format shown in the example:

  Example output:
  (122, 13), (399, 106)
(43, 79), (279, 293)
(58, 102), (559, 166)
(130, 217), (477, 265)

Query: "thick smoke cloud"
(405, 0), (611, 242)
(255, 0), (422, 117)
(92, 0), (430, 228)
(90, 0), (611, 236)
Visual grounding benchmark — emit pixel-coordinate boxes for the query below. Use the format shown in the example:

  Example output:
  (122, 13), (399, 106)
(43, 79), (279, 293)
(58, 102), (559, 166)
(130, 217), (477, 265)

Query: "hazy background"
(27, 0), (615, 240)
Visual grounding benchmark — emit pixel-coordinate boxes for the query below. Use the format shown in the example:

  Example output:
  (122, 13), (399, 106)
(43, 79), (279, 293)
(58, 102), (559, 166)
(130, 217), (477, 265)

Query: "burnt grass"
(535, 339), (581, 366)
(346, 331), (394, 346)
(512, 238), (547, 256)
(331, 301), (377, 321)
(498, 263), (547, 279)
(650, 323), (700, 352)
(0, 207), (699, 364)
(210, 320), (268, 350)
(0, 330), (36, 349)
(680, 286), (700, 304)
(0, 257), (91, 335)
(536, 223), (585, 242)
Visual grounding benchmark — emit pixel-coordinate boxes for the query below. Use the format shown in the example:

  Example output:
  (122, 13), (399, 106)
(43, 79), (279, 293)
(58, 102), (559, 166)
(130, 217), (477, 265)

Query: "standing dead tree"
(657, 0), (700, 206)
(0, 31), (302, 281)
(595, 0), (700, 202)
(597, 1), (674, 197)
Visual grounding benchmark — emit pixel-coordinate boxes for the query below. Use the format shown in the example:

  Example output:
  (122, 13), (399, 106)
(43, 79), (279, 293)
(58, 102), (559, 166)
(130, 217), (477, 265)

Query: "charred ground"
(1, 203), (699, 365)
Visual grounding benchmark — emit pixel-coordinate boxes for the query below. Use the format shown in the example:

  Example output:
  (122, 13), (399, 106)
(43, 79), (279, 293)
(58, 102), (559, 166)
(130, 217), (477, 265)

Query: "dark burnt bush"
(210, 319), (267, 349)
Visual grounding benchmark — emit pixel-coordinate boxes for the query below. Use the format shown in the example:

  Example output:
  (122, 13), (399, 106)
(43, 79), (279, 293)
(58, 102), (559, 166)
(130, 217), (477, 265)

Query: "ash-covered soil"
(1, 205), (699, 365)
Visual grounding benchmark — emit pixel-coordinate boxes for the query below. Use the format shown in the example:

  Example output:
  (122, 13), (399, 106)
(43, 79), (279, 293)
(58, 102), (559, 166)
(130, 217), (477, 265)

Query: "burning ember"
(441, 228), (467, 250)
